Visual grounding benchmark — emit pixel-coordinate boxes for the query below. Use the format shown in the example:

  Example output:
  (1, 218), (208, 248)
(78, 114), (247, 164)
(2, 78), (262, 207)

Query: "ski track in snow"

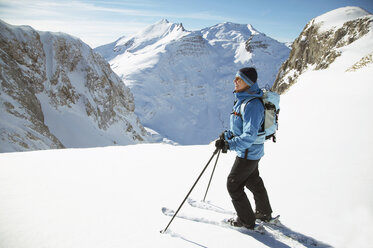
(162, 198), (333, 248)
(164, 230), (209, 248)
(187, 198), (236, 215)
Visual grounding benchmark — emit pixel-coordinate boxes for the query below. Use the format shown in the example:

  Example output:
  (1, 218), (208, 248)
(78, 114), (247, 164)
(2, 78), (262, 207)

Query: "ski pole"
(160, 148), (220, 234)
(202, 149), (221, 202)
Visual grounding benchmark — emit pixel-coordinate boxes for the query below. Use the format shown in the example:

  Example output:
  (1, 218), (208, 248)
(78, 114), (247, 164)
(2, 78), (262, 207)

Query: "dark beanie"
(239, 67), (257, 83)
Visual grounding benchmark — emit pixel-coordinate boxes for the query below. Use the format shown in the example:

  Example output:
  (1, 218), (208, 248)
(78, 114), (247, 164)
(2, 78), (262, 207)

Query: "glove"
(215, 139), (229, 153)
(219, 131), (226, 140)
(220, 130), (234, 140)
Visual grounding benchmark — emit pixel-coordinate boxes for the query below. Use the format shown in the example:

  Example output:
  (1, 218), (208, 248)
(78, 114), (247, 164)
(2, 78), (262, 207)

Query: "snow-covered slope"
(1, 7), (372, 248)
(0, 20), (150, 152)
(1, 23), (373, 245)
(1, 56), (373, 246)
(272, 6), (373, 94)
(95, 20), (290, 145)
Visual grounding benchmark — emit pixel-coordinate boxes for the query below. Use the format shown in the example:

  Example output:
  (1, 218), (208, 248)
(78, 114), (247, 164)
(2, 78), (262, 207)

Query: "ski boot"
(227, 217), (264, 233)
(255, 211), (272, 222)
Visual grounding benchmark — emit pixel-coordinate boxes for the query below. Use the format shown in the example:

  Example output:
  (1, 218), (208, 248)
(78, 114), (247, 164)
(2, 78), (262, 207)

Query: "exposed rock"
(0, 20), (149, 152)
(245, 36), (269, 52)
(272, 7), (373, 94)
(346, 52), (373, 71)
(175, 35), (206, 57)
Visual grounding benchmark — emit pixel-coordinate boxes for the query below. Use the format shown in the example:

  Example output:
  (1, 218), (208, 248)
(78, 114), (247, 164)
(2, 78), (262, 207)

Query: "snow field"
(1, 51), (373, 247)
(1, 7), (373, 247)
(0, 144), (316, 248)
(266, 63), (373, 247)
(0, 144), (233, 248)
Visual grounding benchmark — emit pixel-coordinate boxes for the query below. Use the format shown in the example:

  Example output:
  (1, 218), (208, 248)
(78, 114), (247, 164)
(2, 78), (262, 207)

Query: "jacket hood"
(234, 82), (263, 100)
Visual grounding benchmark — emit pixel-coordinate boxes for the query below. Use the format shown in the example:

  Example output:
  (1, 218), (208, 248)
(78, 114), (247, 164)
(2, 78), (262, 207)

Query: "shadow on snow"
(161, 207), (332, 248)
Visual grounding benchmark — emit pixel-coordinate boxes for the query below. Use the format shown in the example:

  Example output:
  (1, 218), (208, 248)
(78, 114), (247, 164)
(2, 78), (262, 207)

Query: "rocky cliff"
(0, 20), (150, 152)
(272, 7), (373, 94)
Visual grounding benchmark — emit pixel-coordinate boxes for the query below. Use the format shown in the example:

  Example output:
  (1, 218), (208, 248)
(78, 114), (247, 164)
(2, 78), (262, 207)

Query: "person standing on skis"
(215, 67), (273, 230)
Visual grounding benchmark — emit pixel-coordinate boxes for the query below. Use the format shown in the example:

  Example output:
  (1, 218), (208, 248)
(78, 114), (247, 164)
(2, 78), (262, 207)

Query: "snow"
(95, 20), (290, 145)
(0, 20), (150, 152)
(1, 55), (373, 247)
(273, 68), (373, 247)
(331, 21), (373, 71)
(37, 93), (124, 147)
(1, 6), (373, 247)
(312, 6), (371, 33)
(99, 19), (189, 78)
(235, 42), (252, 64)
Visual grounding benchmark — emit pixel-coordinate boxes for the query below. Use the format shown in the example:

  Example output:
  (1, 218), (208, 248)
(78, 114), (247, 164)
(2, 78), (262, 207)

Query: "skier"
(215, 67), (273, 230)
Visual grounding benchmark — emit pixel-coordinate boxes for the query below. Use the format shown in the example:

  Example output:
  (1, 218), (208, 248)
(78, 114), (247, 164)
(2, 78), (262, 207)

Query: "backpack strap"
(240, 97), (264, 116)
(240, 97), (265, 134)
(240, 98), (252, 117)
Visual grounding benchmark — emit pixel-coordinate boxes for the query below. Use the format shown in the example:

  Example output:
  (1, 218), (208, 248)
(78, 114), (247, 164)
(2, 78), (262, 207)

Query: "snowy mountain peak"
(273, 6), (373, 94)
(247, 24), (259, 35)
(157, 18), (170, 24)
(140, 18), (183, 36)
(201, 22), (255, 42)
(95, 20), (290, 145)
(96, 19), (189, 61)
(312, 6), (371, 32)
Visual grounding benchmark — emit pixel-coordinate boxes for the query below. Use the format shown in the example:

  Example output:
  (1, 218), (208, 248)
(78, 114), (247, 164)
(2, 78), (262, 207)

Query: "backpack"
(240, 89), (280, 143)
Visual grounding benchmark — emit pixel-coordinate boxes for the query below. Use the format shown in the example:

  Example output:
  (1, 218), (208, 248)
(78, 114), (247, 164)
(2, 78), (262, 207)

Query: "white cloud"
(0, 0), (200, 19)
(0, 0), (159, 46)
(2, 18), (149, 48)
(0, 0), (235, 47)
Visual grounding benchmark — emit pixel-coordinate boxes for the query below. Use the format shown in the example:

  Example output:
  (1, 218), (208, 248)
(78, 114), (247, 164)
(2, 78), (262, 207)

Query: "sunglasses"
(234, 77), (243, 83)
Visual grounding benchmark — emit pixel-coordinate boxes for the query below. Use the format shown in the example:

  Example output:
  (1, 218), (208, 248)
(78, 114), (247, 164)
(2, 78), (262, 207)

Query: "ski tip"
(187, 198), (196, 205)
(160, 229), (171, 234)
(269, 215), (280, 221)
(266, 215), (281, 226)
(161, 207), (175, 215)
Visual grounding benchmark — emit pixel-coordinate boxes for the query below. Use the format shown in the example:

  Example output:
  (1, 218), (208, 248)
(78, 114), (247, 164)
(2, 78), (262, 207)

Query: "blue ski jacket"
(224, 83), (265, 160)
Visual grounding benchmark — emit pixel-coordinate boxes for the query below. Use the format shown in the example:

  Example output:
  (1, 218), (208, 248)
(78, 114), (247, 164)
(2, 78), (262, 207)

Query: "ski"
(162, 207), (266, 235)
(256, 215), (323, 246)
(186, 198), (323, 247)
(222, 218), (265, 234)
(257, 214), (281, 226)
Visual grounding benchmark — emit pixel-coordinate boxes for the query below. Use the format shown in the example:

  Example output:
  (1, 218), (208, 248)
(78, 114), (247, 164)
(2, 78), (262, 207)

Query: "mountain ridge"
(272, 6), (373, 94)
(0, 20), (150, 152)
(95, 20), (290, 145)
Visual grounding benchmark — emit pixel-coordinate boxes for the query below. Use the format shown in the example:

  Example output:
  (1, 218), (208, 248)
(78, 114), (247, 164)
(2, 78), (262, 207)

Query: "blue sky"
(1, 0), (372, 48)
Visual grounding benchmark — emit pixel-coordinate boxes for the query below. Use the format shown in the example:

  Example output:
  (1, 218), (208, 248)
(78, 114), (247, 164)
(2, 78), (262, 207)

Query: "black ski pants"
(227, 156), (272, 227)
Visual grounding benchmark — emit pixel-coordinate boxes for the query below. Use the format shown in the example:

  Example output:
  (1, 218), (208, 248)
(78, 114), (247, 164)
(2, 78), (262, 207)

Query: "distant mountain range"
(1, 6), (372, 152)
(95, 20), (290, 145)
